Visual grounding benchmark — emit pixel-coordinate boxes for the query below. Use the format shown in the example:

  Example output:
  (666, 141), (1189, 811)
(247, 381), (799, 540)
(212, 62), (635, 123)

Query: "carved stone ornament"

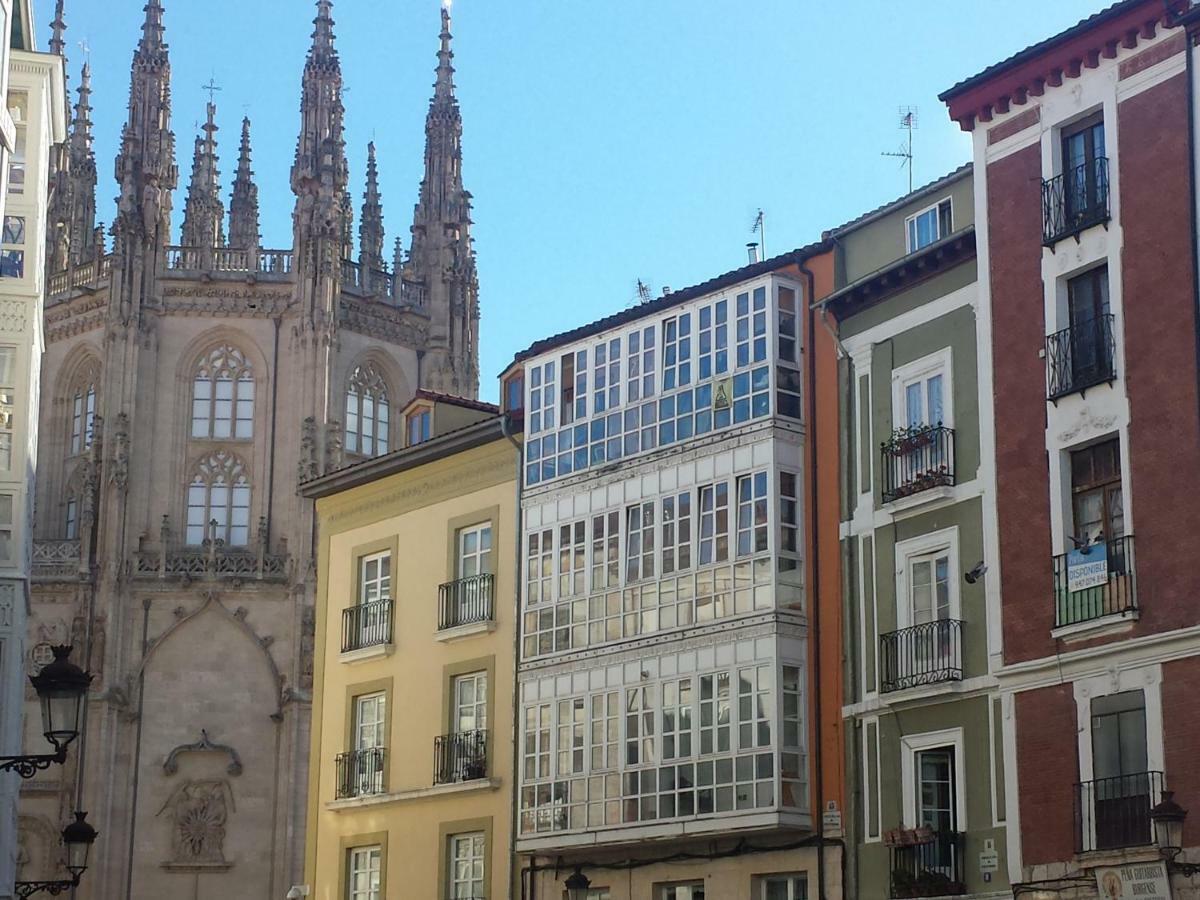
(163, 729), (244, 777)
(157, 778), (235, 870)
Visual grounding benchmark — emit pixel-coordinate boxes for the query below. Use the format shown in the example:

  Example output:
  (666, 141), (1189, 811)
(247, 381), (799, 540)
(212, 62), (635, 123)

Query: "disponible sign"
(1067, 542), (1108, 592)
(1095, 861), (1172, 900)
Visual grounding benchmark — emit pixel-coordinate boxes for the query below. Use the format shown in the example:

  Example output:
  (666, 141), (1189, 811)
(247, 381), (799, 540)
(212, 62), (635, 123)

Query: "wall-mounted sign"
(978, 836), (999, 873)
(713, 377), (732, 410)
(1094, 861), (1171, 900)
(1067, 541), (1108, 592)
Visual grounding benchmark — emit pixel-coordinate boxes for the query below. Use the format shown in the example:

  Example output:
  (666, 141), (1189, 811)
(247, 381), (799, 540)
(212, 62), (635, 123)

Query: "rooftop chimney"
(747, 242), (760, 264)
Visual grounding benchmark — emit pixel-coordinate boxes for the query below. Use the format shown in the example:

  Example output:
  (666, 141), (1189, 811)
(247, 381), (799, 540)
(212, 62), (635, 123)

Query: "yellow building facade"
(302, 406), (520, 900)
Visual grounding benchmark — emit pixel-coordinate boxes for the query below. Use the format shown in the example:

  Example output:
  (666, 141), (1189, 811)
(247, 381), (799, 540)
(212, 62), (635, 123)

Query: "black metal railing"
(1053, 534), (1136, 628)
(433, 729), (488, 785)
(341, 598), (394, 652)
(881, 425), (956, 504)
(335, 747), (387, 799)
(1043, 157), (1110, 246)
(1047, 314), (1116, 399)
(879, 619), (964, 693)
(438, 574), (495, 630)
(890, 831), (967, 898)
(1075, 771), (1163, 853)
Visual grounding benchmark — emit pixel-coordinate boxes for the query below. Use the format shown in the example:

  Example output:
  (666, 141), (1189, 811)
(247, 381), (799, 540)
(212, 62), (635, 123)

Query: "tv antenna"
(881, 105), (918, 193)
(750, 208), (766, 260)
(633, 279), (653, 306)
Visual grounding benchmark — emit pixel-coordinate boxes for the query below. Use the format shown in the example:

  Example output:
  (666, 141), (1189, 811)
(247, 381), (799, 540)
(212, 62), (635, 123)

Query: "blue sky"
(38, 0), (1102, 401)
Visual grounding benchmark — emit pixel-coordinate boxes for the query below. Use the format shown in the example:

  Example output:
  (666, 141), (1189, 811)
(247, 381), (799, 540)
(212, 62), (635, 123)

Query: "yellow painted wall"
(305, 434), (520, 900)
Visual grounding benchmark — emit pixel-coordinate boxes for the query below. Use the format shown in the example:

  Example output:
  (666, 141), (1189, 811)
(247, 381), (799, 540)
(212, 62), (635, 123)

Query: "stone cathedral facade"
(17, 1), (480, 897)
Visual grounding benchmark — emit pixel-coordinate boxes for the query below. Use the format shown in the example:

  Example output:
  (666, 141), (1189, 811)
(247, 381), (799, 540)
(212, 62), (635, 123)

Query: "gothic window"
(345, 363), (390, 457)
(186, 451), (251, 547)
(70, 380), (97, 456)
(191, 345), (254, 440)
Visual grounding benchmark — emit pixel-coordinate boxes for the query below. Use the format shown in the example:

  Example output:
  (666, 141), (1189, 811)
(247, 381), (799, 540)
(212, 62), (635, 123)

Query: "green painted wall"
(839, 260), (977, 340)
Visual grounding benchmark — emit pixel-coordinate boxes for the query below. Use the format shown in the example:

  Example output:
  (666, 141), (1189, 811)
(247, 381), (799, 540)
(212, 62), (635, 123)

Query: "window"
(905, 198), (953, 252)
(915, 746), (958, 877)
(776, 285), (800, 363)
(523, 702), (551, 779)
(1066, 266), (1113, 385)
(1090, 691), (1150, 850)
(780, 666), (805, 808)
(345, 363), (390, 456)
(736, 472), (769, 557)
(761, 875), (808, 900)
(453, 671), (488, 733)
(698, 481), (730, 565)
(1062, 113), (1106, 220)
(192, 345), (255, 440)
(627, 326), (654, 402)
(359, 552), (391, 605)
(556, 697), (585, 774)
(407, 407), (431, 447)
(590, 691), (619, 771)
(663, 314), (692, 390)
(625, 501), (655, 583)
(736, 288), (768, 368)
(659, 883), (705, 900)
(346, 845), (382, 900)
(698, 672), (731, 755)
(70, 380), (97, 456)
(350, 691), (387, 796)
(910, 551), (950, 625)
(662, 678), (693, 759)
(625, 686), (655, 766)
(698, 301), (729, 380)
(458, 523), (493, 578)
(778, 472), (799, 573)
(0, 215), (24, 278)
(738, 665), (772, 749)
(448, 832), (485, 900)
(0, 348), (13, 469)
(7, 93), (26, 196)
(185, 451), (251, 546)
(567, 891), (610, 900)
(526, 528), (553, 604)
(902, 368), (945, 429)
(65, 498), (78, 540)
(661, 491), (692, 575)
(557, 520), (585, 596)
(1070, 438), (1123, 545)
(503, 371), (524, 413)
(560, 352), (576, 425)
(0, 494), (12, 562)
(590, 511), (619, 590)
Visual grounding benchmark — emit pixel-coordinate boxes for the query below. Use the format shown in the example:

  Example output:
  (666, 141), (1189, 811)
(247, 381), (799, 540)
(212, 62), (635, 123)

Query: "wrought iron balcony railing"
(879, 619), (964, 693)
(433, 729), (488, 785)
(881, 424), (956, 504)
(1043, 157), (1110, 246)
(341, 598), (394, 652)
(889, 830), (966, 898)
(1052, 534), (1136, 628)
(1047, 314), (1116, 400)
(438, 574), (495, 631)
(335, 747), (387, 799)
(1075, 770), (1163, 853)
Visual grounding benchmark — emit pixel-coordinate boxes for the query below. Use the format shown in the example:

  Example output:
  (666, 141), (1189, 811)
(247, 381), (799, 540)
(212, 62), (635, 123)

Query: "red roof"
(406, 389), (499, 415)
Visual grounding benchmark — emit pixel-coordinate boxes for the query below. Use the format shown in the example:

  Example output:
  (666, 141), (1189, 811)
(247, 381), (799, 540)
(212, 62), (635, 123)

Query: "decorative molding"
(163, 729), (244, 776)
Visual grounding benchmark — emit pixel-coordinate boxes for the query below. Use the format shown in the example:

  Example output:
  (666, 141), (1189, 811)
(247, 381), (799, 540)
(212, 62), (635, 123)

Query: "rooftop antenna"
(881, 105), (918, 193)
(634, 279), (653, 306)
(750, 208), (766, 260)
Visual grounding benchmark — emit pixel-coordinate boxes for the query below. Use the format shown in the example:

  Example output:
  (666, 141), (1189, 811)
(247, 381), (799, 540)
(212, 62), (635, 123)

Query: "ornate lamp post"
(1150, 791), (1200, 877)
(0, 646), (93, 778)
(14, 811), (98, 897)
(564, 867), (592, 900)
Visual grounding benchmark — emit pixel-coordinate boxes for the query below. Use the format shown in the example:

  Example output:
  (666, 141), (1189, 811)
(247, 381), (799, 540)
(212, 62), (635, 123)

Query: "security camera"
(964, 561), (987, 585)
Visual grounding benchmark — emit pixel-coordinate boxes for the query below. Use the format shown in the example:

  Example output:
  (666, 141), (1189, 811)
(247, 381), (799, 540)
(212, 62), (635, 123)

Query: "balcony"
(433, 730), (488, 785)
(438, 574), (495, 631)
(1042, 157), (1110, 247)
(335, 747), (387, 799)
(879, 619), (964, 694)
(1053, 535), (1136, 629)
(341, 598), (394, 653)
(1075, 771), (1163, 853)
(32, 539), (82, 582)
(881, 425), (955, 505)
(1047, 314), (1116, 400)
(889, 830), (966, 898)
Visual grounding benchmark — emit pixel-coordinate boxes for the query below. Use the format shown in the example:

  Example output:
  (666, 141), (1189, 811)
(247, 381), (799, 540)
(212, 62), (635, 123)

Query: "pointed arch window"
(186, 450), (251, 547)
(192, 344), (255, 440)
(63, 463), (87, 540)
(345, 363), (390, 457)
(70, 381), (97, 456)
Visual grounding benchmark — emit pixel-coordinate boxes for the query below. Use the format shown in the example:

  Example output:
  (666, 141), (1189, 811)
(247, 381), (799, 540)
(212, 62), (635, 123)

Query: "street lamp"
(0, 645), (92, 778)
(564, 867), (592, 900)
(1150, 791), (1200, 876)
(14, 811), (98, 897)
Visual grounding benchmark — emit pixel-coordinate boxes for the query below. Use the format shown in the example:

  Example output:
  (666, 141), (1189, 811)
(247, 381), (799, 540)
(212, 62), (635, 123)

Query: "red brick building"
(941, 2), (1200, 895)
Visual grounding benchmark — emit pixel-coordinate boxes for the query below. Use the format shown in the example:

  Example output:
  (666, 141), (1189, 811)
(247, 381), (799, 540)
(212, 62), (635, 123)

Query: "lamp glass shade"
(1149, 790), (1187, 857)
(29, 646), (92, 754)
(564, 868), (591, 900)
(62, 811), (98, 879)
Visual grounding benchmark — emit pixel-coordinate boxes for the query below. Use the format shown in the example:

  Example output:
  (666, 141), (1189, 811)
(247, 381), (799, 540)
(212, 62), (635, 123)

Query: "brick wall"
(1015, 684), (1079, 865)
(1164, 656), (1200, 847)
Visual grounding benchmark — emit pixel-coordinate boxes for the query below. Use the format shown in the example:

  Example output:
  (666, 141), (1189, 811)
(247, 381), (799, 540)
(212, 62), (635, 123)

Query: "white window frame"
(406, 405), (431, 447)
(1072, 665), (1165, 786)
(658, 883), (705, 900)
(891, 347), (953, 431)
(347, 845), (382, 900)
(453, 670), (488, 734)
(359, 551), (391, 605)
(448, 831), (486, 900)
(894, 527), (960, 630)
(458, 522), (493, 579)
(354, 692), (387, 752)
(900, 727), (967, 832)
(904, 197), (953, 253)
(758, 874), (808, 900)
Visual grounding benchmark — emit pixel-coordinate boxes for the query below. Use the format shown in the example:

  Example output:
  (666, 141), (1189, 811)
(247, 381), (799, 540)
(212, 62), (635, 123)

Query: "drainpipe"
(123, 598), (152, 900)
(502, 413), (524, 900)
(797, 253), (828, 900)
(1187, 20), (1200, 439)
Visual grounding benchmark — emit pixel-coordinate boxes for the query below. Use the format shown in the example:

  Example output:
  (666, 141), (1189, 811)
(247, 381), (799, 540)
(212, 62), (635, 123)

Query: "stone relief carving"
(111, 413), (131, 490)
(0, 582), (13, 627)
(298, 416), (319, 483)
(324, 419), (344, 472)
(163, 729), (244, 777)
(158, 779), (235, 868)
(300, 604), (316, 690)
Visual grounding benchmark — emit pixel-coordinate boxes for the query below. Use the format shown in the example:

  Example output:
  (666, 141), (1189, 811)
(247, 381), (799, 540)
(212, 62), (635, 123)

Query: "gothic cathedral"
(18, 1), (480, 895)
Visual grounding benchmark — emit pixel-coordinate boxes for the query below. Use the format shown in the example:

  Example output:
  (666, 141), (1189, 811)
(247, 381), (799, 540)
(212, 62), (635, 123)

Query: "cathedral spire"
(358, 142), (385, 276)
(139, 0), (167, 56)
(228, 117), (260, 253)
(181, 102), (224, 249)
(291, 0), (349, 260)
(409, 4), (480, 397)
(66, 60), (98, 264)
(49, 0), (67, 60)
